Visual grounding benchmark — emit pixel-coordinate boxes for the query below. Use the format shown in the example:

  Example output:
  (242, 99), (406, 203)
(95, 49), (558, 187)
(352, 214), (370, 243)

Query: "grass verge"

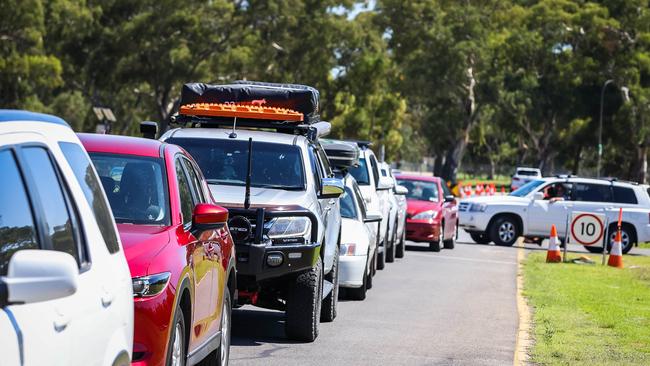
(523, 253), (650, 365)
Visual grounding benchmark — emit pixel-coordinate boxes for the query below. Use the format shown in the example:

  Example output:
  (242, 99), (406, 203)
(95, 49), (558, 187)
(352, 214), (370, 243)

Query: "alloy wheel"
(498, 222), (515, 243)
(171, 322), (183, 366)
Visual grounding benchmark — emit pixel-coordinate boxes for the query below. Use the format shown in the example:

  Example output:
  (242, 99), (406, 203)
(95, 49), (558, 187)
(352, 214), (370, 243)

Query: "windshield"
(509, 179), (545, 197)
(89, 153), (170, 225)
(168, 138), (305, 190)
(397, 179), (439, 202)
(349, 159), (370, 185)
(340, 187), (358, 219)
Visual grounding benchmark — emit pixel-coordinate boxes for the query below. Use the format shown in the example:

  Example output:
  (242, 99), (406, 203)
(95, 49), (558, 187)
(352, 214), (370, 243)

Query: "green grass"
(523, 253), (650, 365)
(639, 242), (650, 249)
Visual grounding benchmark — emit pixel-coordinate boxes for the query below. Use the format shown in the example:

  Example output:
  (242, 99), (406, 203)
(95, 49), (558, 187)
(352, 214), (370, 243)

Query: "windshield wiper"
(206, 179), (245, 185)
(253, 184), (303, 191)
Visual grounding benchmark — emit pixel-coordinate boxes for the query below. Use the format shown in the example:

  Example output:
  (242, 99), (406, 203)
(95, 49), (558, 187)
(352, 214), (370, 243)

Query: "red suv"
(395, 175), (458, 252)
(79, 133), (236, 366)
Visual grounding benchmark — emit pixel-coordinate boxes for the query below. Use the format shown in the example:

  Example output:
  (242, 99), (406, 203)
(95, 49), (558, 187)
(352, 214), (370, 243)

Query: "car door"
(439, 180), (458, 239)
(0, 144), (79, 365)
(527, 182), (574, 237)
(312, 145), (337, 272)
(174, 156), (215, 351)
(180, 156), (226, 337)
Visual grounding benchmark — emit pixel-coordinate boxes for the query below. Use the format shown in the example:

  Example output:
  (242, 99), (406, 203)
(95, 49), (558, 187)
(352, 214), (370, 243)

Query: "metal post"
(563, 214), (570, 262)
(602, 218), (610, 266)
(597, 80), (614, 177)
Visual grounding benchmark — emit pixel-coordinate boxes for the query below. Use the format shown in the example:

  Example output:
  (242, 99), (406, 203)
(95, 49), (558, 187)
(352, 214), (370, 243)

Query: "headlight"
(412, 210), (439, 220)
(470, 203), (488, 212)
(132, 272), (171, 297)
(265, 217), (312, 244)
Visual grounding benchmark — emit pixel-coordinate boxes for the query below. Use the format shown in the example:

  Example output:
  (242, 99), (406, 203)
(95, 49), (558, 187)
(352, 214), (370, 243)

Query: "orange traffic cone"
(501, 185), (506, 194)
(475, 183), (483, 196)
(607, 231), (624, 268)
(546, 225), (562, 263)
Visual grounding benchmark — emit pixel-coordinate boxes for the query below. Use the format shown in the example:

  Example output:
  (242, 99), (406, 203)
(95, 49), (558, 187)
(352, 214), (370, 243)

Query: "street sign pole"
(602, 218), (610, 266)
(562, 214), (569, 263)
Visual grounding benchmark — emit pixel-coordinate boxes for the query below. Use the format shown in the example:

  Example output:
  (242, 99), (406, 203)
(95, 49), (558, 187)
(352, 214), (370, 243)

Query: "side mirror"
(140, 121), (158, 139)
(377, 176), (394, 191)
(444, 195), (456, 203)
(192, 203), (228, 232)
(364, 211), (383, 223)
(533, 192), (545, 201)
(1, 250), (78, 307)
(394, 185), (408, 195)
(319, 177), (344, 199)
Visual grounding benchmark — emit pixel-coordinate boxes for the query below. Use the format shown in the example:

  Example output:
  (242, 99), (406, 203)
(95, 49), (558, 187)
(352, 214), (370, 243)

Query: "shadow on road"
(231, 308), (301, 347)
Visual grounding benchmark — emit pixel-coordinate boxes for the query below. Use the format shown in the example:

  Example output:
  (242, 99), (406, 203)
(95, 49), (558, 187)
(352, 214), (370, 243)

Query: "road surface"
(230, 232), (520, 365)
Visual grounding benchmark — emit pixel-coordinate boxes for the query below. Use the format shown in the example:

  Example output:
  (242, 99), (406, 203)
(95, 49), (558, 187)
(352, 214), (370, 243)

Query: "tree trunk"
(433, 154), (444, 177)
(441, 128), (470, 184)
(635, 143), (647, 184)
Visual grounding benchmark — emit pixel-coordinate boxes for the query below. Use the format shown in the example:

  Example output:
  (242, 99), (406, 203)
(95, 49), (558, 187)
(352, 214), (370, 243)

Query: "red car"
(395, 175), (458, 252)
(79, 133), (236, 366)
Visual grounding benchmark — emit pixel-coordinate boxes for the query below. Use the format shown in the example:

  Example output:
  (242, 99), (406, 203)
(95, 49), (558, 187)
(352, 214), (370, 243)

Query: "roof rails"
(352, 140), (372, 149)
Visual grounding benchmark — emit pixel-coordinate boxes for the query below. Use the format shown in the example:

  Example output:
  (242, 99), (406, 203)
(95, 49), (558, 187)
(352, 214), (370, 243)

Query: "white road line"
(406, 252), (517, 265)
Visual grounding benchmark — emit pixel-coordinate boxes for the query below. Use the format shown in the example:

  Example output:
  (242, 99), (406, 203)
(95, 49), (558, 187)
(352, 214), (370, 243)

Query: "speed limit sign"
(569, 212), (606, 246)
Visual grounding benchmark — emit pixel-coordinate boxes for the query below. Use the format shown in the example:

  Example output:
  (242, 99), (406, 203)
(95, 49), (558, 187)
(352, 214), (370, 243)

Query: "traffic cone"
(546, 225), (562, 263)
(475, 183), (483, 196)
(458, 182), (464, 198)
(501, 185), (506, 194)
(607, 231), (624, 268)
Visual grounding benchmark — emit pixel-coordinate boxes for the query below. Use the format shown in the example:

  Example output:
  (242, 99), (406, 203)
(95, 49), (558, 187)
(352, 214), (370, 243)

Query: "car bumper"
(235, 241), (321, 282)
(458, 211), (491, 232)
(131, 287), (176, 366)
(338, 255), (367, 288)
(405, 220), (440, 242)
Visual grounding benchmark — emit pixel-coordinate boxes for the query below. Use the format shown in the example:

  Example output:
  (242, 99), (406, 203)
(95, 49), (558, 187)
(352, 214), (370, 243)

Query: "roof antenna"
(229, 116), (237, 138)
(244, 137), (253, 209)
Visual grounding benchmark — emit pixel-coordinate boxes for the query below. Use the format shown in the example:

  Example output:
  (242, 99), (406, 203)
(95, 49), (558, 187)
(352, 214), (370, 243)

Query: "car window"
(440, 179), (452, 197)
(316, 147), (333, 178)
(60, 143), (120, 254)
(349, 158), (370, 185)
(516, 169), (540, 176)
(572, 183), (612, 202)
(340, 187), (358, 219)
(397, 179), (439, 202)
(0, 150), (39, 276)
(308, 146), (322, 192)
(22, 147), (81, 265)
(612, 186), (638, 204)
(89, 153), (170, 225)
(509, 179), (545, 197)
(167, 138), (305, 191)
(180, 157), (206, 204)
(176, 160), (195, 226)
(369, 155), (380, 188)
(352, 181), (367, 218)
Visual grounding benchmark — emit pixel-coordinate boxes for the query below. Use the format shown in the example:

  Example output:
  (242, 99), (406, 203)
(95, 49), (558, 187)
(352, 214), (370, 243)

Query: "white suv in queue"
(459, 176), (650, 253)
(0, 110), (133, 366)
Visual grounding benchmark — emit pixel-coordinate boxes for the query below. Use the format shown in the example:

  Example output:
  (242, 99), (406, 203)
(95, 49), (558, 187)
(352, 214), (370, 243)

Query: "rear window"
(612, 186), (638, 204)
(572, 183), (612, 202)
(516, 169), (540, 176)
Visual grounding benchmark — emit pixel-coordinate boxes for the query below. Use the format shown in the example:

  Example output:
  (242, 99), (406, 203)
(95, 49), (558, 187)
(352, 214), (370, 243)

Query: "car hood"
(208, 184), (315, 210)
(462, 195), (531, 205)
(117, 224), (171, 278)
(406, 199), (442, 216)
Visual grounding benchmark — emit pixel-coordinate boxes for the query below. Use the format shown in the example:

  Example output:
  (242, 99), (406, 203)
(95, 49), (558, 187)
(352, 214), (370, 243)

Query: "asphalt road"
(230, 232), (520, 366)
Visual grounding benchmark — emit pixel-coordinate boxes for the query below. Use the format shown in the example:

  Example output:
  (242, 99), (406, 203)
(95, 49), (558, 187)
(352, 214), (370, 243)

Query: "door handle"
(53, 314), (70, 332)
(101, 288), (114, 308)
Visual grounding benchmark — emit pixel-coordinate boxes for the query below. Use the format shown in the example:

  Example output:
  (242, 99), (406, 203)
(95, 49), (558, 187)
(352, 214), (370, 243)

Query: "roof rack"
(351, 140), (373, 149)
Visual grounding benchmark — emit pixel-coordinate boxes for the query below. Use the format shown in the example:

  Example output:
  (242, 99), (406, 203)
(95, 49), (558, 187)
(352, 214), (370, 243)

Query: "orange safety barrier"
(179, 102), (304, 122)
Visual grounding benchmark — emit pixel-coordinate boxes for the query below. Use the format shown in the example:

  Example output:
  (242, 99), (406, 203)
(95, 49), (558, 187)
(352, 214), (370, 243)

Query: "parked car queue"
(0, 98), (458, 364)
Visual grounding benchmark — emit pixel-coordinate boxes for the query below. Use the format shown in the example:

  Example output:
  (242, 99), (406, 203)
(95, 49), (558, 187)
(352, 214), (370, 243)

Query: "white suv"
(0, 110), (133, 365)
(459, 176), (650, 253)
(347, 143), (394, 269)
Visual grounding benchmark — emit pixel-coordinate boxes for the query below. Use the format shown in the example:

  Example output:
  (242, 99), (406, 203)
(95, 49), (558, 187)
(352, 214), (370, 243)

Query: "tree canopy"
(1, 0), (649, 182)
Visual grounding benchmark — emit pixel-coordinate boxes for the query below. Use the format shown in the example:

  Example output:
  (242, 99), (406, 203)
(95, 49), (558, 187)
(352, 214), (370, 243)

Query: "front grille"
(459, 202), (471, 212)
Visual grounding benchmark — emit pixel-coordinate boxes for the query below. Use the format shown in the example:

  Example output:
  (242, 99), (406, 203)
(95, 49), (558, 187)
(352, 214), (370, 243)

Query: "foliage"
(1, 0), (649, 181)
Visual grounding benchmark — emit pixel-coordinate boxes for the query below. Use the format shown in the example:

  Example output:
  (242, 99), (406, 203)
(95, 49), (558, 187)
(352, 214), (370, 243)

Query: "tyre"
(347, 259), (368, 301)
(371, 247), (377, 277)
(285, 258), (323, 342)
(199, 289), (232, 366)
(396, 228), (405, 258)
(320, 246), (339, 322)
(608, 225), (636, 254)
(489, 216), (520, 246)
(430, 225), (442, 252)
(470, 232), (490, 244)
(584, 245), (603, 253)
(166, 305), (186, 366)
(443, 221), (455, 249)
(376, 230), (386, 270)
(366, 254), (373, 290)
(386, 225), (396, 263)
